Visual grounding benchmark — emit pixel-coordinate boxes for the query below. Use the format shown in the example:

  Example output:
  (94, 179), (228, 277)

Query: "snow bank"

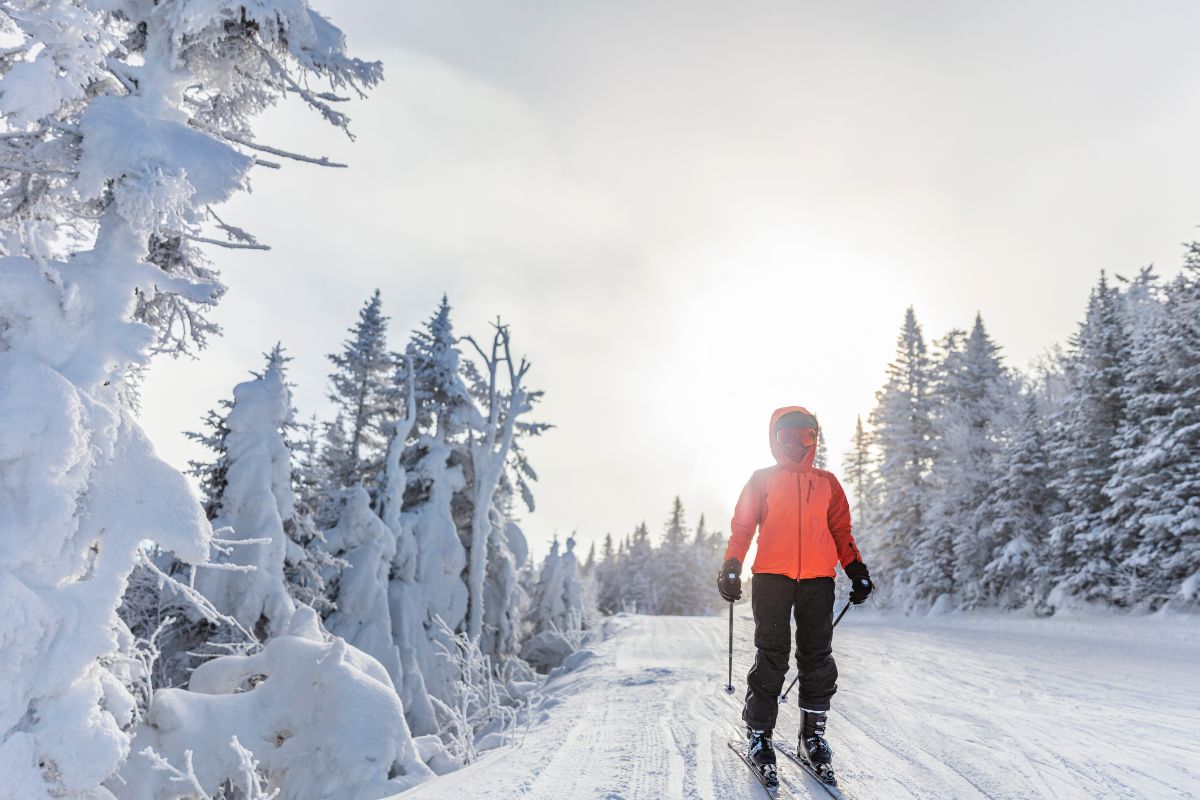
(117, 607), (434, 799)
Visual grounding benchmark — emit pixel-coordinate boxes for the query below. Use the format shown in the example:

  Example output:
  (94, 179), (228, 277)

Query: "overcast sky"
(141, 0), (1200, 559)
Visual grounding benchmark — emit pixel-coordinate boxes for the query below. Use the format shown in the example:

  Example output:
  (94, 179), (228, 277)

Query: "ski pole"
(724, 600), (736, 694)
(832, 598), (852, 628)
(779, 599), (852, 702)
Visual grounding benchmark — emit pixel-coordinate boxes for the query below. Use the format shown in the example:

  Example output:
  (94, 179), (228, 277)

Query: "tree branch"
(186, 235), (271, 251)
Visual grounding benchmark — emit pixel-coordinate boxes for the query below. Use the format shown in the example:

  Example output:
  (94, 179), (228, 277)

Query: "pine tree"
(814, 425), (829, 470)
(193, 348), (299, 639)
(596, 533), (619, 614)
(626, 522), (658, 613)
(924, 315), (1011, 607)
(689, 513), (722, 615)
(1104, 251), (1200, 607)
(583, 542), (597, 575)
(656, 497), (692, 615)
(408, 295), (475, 441)
(869, 307), (936, 603)
(1049, 273), (1132, 603)
(842, 416), (877, 542)
(980, 392), (1056, 608)
(324, 290), (398, 497)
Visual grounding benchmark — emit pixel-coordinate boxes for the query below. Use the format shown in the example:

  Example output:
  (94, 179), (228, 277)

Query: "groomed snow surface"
(398, 611), (1199, 799)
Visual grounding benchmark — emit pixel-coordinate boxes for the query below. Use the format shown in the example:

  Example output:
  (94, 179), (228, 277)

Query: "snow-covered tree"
(922, 315), (1011, 607)
(1102, 252), (1200, 608)
(324, 290), (398, 498)
(655, 497), (693, 615)
(980, 392), (1056, 608)
(408, 296), (475, 440)
(460, 320), (549, 650)
(0, 0), (379, 794)
(1047, 273), (1132, 603)
(869, 307), (936, 603)
(523, 535), (588, 667)
(842, 416), (877, 541)
(192, 349), (298, 639)
(596, 533), (619, 614)
(624, 522), (659, 613)
(813, 424), (829, 470)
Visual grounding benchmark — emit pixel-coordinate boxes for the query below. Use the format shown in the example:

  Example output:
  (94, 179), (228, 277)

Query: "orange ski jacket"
(723, 406), (862, 580)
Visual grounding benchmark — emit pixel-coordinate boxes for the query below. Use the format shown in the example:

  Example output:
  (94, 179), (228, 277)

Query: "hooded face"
(769, 407), (819, 468)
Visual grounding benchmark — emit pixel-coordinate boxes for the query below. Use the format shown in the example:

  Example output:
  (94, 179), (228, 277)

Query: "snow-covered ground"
(398, 610), (1200, 799)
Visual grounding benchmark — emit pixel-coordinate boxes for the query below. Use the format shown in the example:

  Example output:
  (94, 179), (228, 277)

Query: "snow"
(77, 95), (253, 207)
(395, 611), (1200, 799)
(117, 606), (434, 798)
(194, 360), (296, 637)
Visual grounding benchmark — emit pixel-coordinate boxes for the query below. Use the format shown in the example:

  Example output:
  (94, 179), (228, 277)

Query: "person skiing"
(717, 406), (874, 786)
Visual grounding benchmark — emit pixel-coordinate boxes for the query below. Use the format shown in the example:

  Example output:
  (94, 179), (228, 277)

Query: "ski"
(727, 741), (790, 798)
(775, 741), (850, 800)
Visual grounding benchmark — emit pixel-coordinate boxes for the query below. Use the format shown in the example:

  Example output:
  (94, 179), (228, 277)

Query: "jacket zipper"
(796, 473), (803, 581)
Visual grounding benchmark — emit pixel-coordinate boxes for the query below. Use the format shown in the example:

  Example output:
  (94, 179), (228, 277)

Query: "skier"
(718, 406), (874, 786)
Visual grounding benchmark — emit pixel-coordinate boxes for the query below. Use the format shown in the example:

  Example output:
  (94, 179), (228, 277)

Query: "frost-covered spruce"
(980, 392), (1056, 608)
(655, 497), (692, 616)
(321, 486), (405, 688)
(0, 0), (380, 795)
(521, 536), (587, 671)
(842, 415), (878, 546)
(925, 315), (1012, 608)
(1047, 273), (1132, 603)
(323, 290), (399, 502)
(869, 307), (936, 604)
(190, 348), (298, 638)
(1102, 253), (1200, 607)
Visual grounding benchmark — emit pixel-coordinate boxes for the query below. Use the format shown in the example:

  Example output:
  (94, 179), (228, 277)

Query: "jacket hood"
(769, 405), (818, 470)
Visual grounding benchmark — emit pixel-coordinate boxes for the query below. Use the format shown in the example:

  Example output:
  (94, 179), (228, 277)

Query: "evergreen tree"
(980, 392), (1056, 608)
(324, 290), (398, 497)
(1049, 273), (1132, 603)
(408, 295), (475, 441)
(869, 307), (936, 602)
(1104, 251), (1200, 607)
(924, 315), (1010, 607)
(625, 522), (658, 613)
(583, 542), (597, 575)
(656, 497), (692, 615)
(842, 416), (877, 540)
(814, 424), (829, 470)
(596, 533), (619, 614)
(192, 347), (299, 638)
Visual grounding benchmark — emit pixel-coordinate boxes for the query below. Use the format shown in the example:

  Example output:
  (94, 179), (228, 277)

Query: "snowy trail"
(397, 612), (1200, 799)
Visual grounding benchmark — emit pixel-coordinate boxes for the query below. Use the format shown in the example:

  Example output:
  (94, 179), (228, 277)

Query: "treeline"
(852, 248), (1200, 613)
(582, 497), (729, 617)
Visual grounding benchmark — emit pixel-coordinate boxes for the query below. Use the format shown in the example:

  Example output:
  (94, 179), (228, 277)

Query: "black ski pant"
(742, 574), (837, 733)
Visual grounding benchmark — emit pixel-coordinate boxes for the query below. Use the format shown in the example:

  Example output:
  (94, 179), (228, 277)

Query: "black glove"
(844, 561), (873, 605)
(717, 558), (742, 602)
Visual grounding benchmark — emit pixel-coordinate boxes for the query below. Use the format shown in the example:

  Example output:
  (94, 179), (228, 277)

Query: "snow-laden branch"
(137, 554), (259, 644)
(184, 234), (271, 251)
(218, 131), (348, 168)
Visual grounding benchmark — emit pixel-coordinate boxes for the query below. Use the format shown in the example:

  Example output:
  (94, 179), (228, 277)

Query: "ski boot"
(747, 727), (779, 787)
(800, 709), (837, 785)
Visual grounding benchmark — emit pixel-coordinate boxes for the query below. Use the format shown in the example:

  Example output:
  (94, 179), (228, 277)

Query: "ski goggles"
(775, 426), (818, 448)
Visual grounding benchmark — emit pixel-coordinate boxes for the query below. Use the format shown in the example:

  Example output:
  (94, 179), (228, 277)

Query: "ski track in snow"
(396, 612), (1200, 800)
